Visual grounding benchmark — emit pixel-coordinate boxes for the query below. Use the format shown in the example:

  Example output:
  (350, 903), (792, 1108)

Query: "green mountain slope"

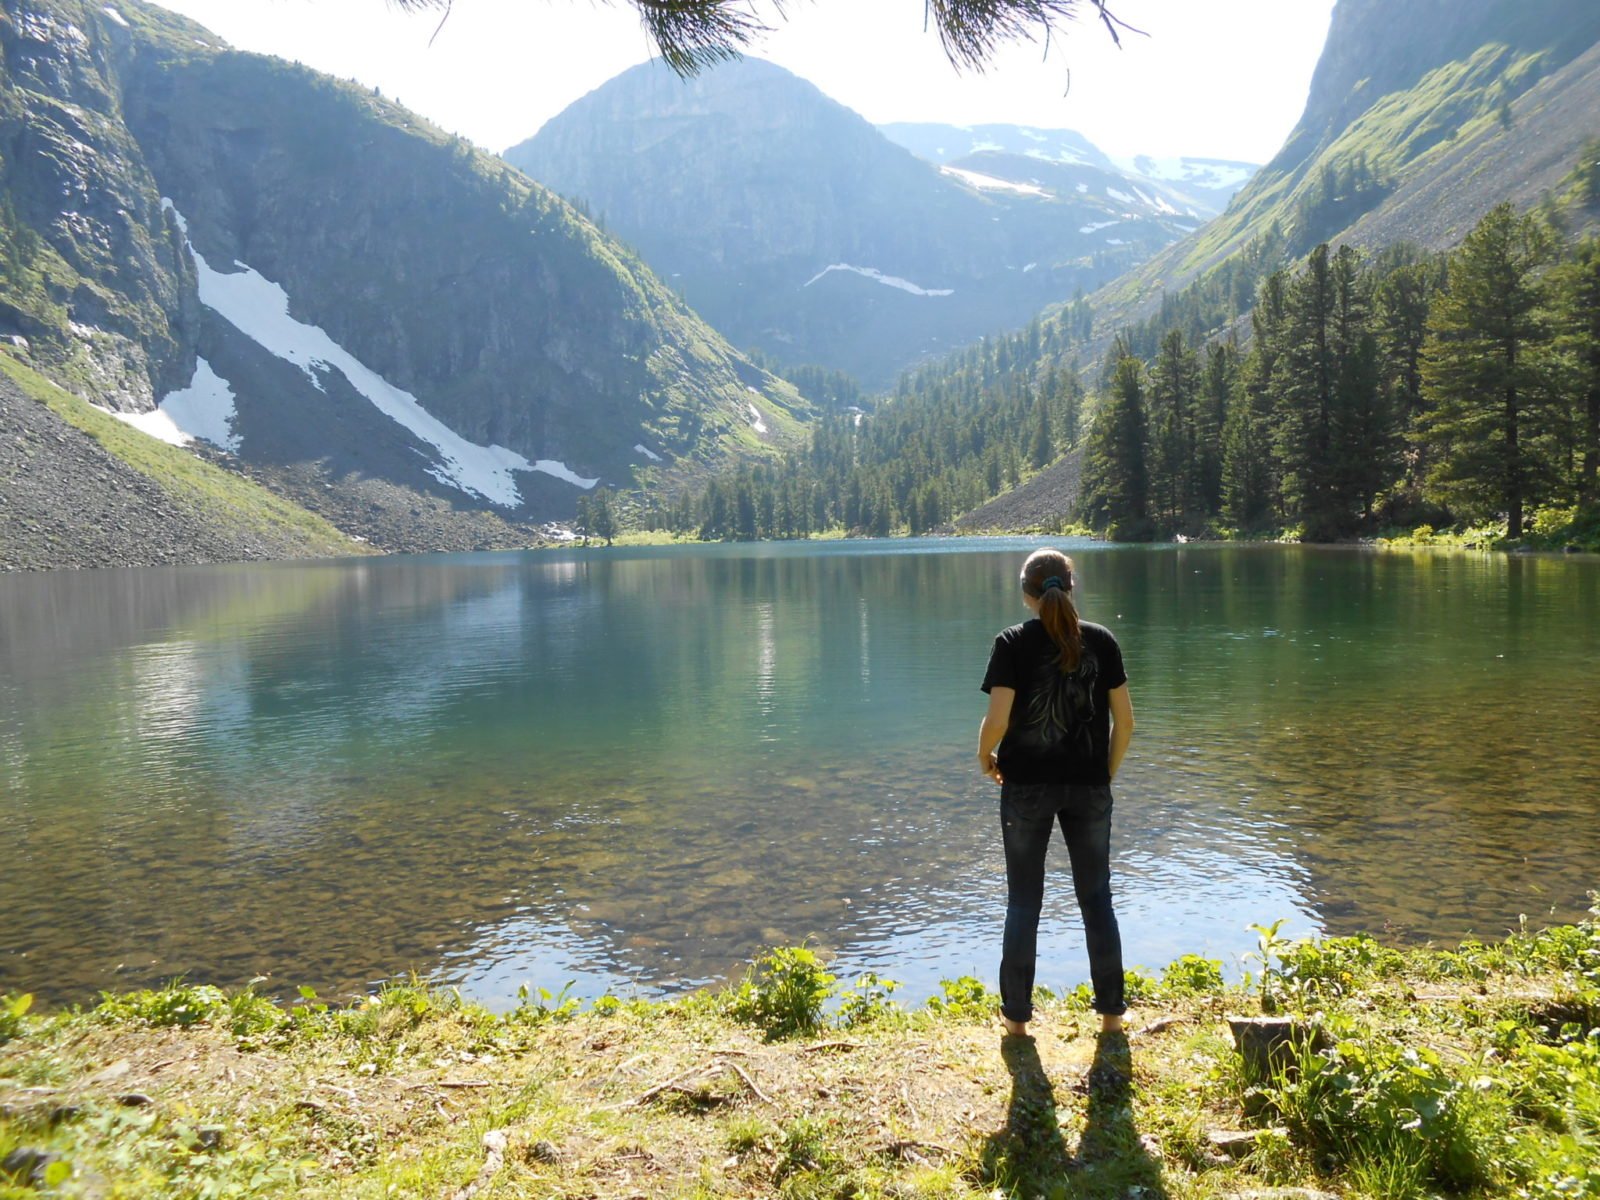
(1088, 0), (1600, 342)
(659, 0), (1600, 543)
(1, 0), (810, 563)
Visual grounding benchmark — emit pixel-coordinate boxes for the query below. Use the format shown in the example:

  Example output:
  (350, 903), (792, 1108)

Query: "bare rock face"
(0, 0), (198, 406)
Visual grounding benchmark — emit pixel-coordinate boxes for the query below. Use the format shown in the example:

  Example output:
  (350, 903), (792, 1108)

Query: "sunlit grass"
(1, 913), (1597, 1196)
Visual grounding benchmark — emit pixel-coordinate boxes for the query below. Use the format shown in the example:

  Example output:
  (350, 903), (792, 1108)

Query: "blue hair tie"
(1042, 575), (1065, 592)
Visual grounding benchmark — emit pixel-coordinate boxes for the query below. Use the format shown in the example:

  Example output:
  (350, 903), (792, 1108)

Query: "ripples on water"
(1, 541), (1597, 1008)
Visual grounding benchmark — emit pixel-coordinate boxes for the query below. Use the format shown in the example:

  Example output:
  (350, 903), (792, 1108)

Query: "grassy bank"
(3, 915), (1598, 1199)
(1373, 508), (1600, 554)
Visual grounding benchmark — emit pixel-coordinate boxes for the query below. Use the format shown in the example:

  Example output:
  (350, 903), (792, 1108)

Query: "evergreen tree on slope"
(1418, 204), (1557, 539)
(1079, 352), (1150, 539)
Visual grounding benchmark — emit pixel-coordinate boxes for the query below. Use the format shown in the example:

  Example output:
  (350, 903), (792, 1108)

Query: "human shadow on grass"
(977, 1031), (1167, 1199)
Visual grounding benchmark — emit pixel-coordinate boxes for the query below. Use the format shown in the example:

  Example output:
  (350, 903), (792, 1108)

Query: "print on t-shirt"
(1015, 649), (1100, 759)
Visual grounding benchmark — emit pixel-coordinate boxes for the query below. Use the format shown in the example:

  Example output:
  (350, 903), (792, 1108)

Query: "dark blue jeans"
(999, 781), (1126, 1021)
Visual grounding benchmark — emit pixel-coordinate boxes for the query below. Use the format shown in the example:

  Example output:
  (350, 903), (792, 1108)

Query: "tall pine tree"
(1147, 328), (1202, 528)
(1329, 245), (1392, 523)
(1545, 237), (1600, 506)
(1375, 260), (1439, 495)
(1079, 355), (1150, 538)
(1198, 341), (1237, 515)
(1274, 245), (1348, 539)
(1418, 204), (1557, 538)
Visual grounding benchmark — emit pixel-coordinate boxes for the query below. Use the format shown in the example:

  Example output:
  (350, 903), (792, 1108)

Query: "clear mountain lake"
(2, 539), (1596, 1008)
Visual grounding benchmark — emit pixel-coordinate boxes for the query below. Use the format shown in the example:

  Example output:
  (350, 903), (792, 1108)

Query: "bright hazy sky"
(148, 0), (1336, 164)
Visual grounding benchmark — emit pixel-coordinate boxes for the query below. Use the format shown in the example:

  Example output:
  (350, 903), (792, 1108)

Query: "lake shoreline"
(3, 919), (1596, 1197)
(9, 520), (1598, 576)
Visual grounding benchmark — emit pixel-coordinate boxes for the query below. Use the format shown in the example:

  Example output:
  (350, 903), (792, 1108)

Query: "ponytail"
(1020, 549), (1082, 673)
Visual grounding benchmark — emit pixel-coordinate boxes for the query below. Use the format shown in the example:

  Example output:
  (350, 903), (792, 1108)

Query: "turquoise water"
(2, 540), (1597, 1008)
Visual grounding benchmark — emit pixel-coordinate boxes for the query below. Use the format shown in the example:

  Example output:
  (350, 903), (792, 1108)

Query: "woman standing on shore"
(977, 548), (1134, 1037)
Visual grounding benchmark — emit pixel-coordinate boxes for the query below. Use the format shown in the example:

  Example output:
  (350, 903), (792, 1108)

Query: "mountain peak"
(505, 63), (1233, 387)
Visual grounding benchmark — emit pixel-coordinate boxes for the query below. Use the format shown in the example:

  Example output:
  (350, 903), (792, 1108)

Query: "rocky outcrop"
(953, 449), (1083, 534)
(0, 0), (198, 406)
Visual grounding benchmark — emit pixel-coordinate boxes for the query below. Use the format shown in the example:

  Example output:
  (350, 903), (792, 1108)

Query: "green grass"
(1376, 505), (1600, 553)
(3, 908), (1598, 1197)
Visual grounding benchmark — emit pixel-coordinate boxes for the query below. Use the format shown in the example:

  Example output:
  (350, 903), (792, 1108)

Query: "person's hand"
(979, 751), (1003, 785)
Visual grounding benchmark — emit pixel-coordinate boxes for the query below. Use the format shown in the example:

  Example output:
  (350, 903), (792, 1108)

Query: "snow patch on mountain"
(532, 459), (601, 487)
(99, 357), (242, 451)
(803, 263), (954, 297)
(747, 403), (768, 434)
(1029, 145), (1089, 166)
(634, 443), (663, 462)
(157, 357), (240, 450)
(1111, 154), (1258, 192)
(1131, 187), (1183, 216)
(163, 200), (596, 503)
(95, 404), (185, 447)
(101, 6), (129, 27)
(939, 164), (1048, 197)
(1079, 219), (1121, 234)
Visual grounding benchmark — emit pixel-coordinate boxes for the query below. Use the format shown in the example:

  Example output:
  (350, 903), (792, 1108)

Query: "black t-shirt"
(980, 619), (1129, 785)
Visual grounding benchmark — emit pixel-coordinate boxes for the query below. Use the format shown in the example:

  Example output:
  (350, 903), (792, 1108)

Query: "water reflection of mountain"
(2, 544), (1596, 1007)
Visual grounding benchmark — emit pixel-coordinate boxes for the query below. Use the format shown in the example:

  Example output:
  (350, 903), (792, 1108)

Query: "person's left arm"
(977, 687), (1014, 784)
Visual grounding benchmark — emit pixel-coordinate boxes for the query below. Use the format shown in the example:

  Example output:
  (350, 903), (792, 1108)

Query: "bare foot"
(1099, 1013), (1124, 1035)
(1000, 1015), (1028, 1037)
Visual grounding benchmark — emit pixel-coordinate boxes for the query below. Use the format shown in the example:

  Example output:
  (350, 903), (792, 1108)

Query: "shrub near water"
(1241, 908), (1600, 1200)
(1263, 1020), (1496, 1198)
(0, 994), (31, 1046)
(724, 946), (838, 1040)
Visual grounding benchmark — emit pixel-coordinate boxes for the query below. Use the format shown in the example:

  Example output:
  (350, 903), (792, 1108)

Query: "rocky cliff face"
(0, 0), (196, 406)
(0, 0), (807, 550)
(505, 58), (1207, 389)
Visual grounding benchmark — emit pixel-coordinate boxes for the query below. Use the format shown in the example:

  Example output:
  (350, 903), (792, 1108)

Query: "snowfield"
(939, 164), (1049, 197)
(162, 200), (597, 505)
(803, 263), (954, 297)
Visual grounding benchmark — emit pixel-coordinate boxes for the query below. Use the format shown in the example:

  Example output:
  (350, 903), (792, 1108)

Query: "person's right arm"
(978, 687), (1014, 784)
(1107, 684), (1134, 781)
